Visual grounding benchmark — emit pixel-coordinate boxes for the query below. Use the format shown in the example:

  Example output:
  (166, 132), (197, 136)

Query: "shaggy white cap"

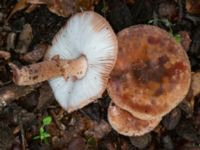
(46, 11), (118, 112)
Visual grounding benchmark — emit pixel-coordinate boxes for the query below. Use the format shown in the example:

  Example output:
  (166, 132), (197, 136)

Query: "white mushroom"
(9, 11), (118, 112)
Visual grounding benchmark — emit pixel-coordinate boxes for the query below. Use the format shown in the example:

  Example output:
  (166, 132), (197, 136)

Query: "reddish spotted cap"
(108, 25), (191, 120)
(108, 102), (161, 136)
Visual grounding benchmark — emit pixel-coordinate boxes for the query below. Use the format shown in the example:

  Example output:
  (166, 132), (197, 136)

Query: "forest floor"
(0, 0), (200, 149)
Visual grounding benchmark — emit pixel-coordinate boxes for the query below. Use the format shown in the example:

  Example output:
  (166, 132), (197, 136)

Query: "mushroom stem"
(9, 55), (87, 86)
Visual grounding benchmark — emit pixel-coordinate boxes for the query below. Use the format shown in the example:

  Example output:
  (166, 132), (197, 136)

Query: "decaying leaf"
(84, 120), (111, 139)
(124, 0), (135, 4)
(180, 72), (200, 116)
(37, 83), (53, 110)
(191, 72), (200, 96)
(8, 0), (100, 20)
(0, 51), (11, 60)
(186, 0), (200, 16)
(6, 32), (16, 51)
(16, 24), (33, 54)
(7, 0), (28, 21)
(28, 0), (100, 17)
(0, 84), (40, 107)
(0, 123), (14, 150)
(48, 0), (100, 17)
(20, 43), (48, 63)
(179, 31), (191, 52)
(25, 4), (40, 13)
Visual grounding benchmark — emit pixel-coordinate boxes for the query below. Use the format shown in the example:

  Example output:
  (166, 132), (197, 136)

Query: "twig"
(185, 14), (200, 25)
(49, 109), (64, 130)
(19, 121), (26, 150)
(178, 0), (184, 22)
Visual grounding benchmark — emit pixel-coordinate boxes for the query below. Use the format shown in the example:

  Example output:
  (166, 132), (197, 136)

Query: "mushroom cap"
(108, 102), (161, 136)
(108, 25), (191, 120)
(46, 11), (118, 112)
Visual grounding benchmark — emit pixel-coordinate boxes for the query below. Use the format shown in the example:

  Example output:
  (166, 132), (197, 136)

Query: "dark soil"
(0, 0), (200, 150)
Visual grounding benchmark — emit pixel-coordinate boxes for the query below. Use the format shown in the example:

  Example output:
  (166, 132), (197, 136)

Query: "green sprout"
(101, 0), (109, 15)
(148, 18), (182, 43)
(33, 116), (52, 143)
(86, 136), (97, 149)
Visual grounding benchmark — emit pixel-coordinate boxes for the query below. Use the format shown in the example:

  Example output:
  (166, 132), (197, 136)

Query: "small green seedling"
(33, 116), (52, 143)
(148, 18), (181, 43)
(101, 0), (109, 15)
(86, 136), (97, 149)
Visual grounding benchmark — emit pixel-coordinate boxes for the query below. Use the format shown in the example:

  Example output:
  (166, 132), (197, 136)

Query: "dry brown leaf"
(180, 72), (200, 116)
(20, 43), (48, 63)
(9, 0), (100, 19)
(84, 120), (111, 139)
(7, 0), (28, 21)
(27, 0), (47, 4)
(179, 31), (191, 52)
(124, 0), (135, 4)
(28, 0), (100, 17)
(16, 24), (33, 54)
(37, 83), (53, 110)
(25, 4), (40, 13)
(0, 51), (11, 60)
(0, 84), (39, 107)
(191, 72), (200, 96)
(186, 0), (200, 16)
(47, 0), (100, 17)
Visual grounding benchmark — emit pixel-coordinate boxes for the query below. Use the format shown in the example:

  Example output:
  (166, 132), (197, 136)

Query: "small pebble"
(130, 133), (152, 149)
(67, 137), (87, 150)
(176, 121), (200, 144)
(0, 122), (14, 149)
(162, 135), (174, 150)
(84, 120), (111, 139)
(162, 107), (181, 130)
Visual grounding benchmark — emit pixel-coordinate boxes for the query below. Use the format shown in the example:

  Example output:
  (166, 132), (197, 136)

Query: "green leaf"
(101, 0), (108, 14)
(86, 137), (97, 148)
(44, 138), (49, 144)
(40, 127), (44, 134)
(42, 132), (51, 138)
(148, 19), (159, 25)
(174, 34), (182, 43)
(40, 132), (50, 141)
(148, 19), (154, 24)
(32, 116), (52, 143)
(42, 116), (52, 126)
(160, 19), (172, 28)
(33, 135), (40, 140)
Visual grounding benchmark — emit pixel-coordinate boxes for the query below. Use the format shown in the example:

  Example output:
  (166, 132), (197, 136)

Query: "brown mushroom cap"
(108, 102), (161, 136)
(108, 25), (191, 120)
